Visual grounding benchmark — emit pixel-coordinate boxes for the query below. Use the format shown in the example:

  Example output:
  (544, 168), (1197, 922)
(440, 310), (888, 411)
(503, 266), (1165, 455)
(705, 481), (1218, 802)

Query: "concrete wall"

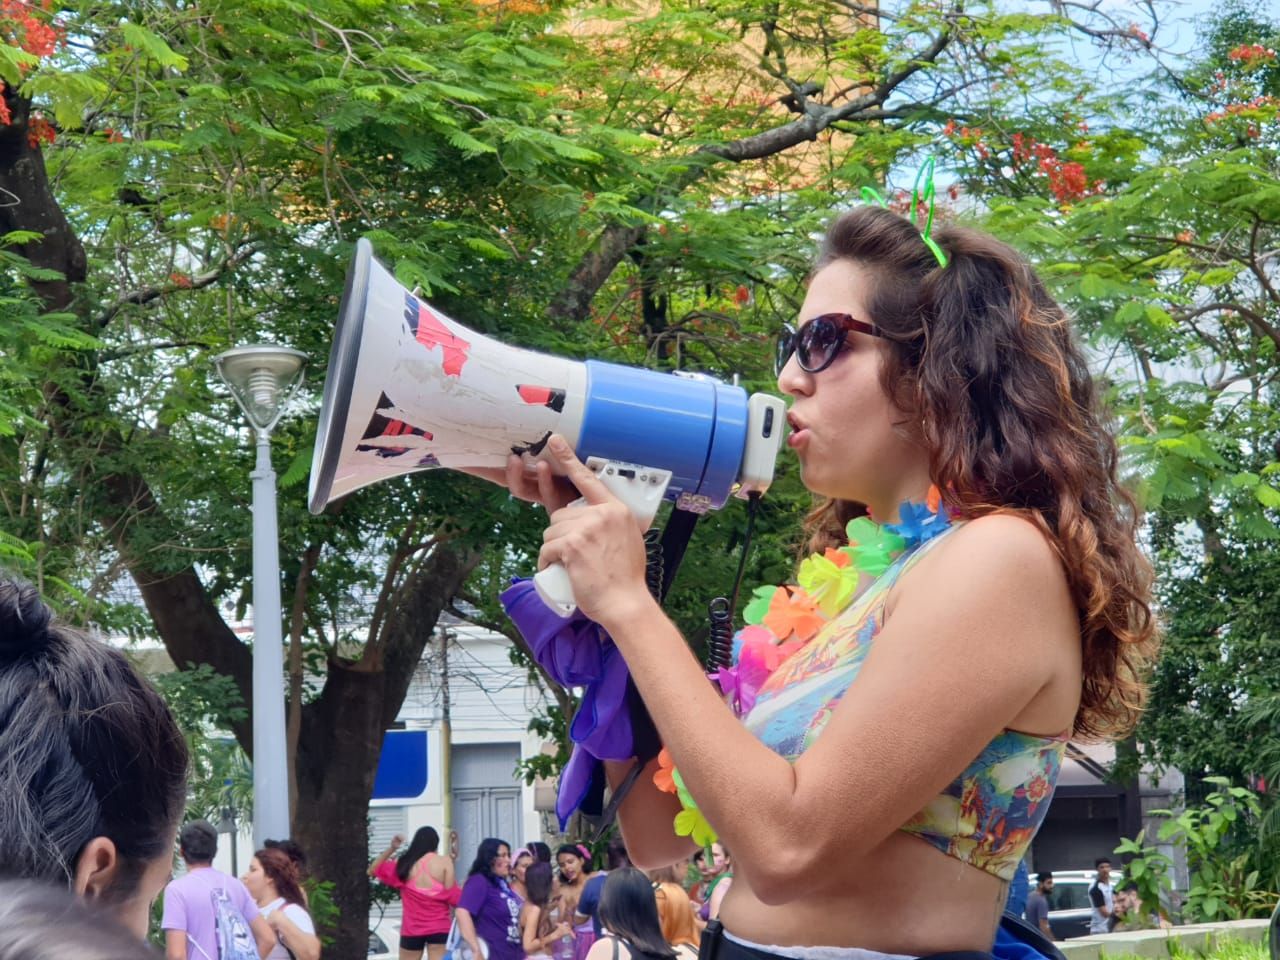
(1059, 919), (1271, 960)
(371, 616), (554, 857)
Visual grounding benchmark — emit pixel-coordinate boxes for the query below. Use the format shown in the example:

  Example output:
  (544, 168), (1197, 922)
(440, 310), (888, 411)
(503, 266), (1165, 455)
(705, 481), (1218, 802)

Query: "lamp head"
(214, 345), (306, 432)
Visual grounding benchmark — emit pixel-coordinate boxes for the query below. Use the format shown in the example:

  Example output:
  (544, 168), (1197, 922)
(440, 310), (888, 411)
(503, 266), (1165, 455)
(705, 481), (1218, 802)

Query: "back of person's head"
(644, 865), (682, 885)
(525, 861), (554, 909)
(179, 820), (218, 865)
(597, 868), (676, 960)
(0, 880), (158, 960)
(396, 826), (440, 882)
(527, 841), (552, 863)
(806, 204), (1159, 740)
(254, 847), (306, 907)
(468, 837), (508, 880)
(653, 881), (698, 947)
(264, 838), (307, 874)
(0, 579), (189, 920)
(603, 836), (629, 871)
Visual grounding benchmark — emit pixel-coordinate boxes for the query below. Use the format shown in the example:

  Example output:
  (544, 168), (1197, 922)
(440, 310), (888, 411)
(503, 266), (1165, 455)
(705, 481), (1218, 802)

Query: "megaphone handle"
(530, 459), (673, 617)
(533, 562), (580, 618)
(532, 494), (588, 617)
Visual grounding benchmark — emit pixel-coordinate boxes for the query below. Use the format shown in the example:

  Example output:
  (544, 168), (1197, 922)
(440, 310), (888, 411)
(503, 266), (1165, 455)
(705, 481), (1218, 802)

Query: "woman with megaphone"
(491, 201), (1159, 960)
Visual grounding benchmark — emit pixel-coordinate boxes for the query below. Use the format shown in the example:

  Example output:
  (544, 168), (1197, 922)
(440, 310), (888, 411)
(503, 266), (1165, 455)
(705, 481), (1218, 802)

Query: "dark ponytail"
(0, 578), (189, 901)
(396, 826), (440, 882)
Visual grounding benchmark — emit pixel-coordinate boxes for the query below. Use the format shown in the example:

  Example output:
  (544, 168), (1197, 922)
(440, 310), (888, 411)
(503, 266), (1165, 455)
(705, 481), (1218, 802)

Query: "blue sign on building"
(372, 730), (429, 800)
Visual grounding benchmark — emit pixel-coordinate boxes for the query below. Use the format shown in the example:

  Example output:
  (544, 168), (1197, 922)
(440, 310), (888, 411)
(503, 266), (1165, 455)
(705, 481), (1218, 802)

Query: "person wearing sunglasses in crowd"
(493, 199), (1159, 960)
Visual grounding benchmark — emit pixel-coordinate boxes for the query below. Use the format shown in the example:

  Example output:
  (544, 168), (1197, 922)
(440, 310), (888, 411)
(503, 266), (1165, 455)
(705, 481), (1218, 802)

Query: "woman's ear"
(72, 836), (122, 901)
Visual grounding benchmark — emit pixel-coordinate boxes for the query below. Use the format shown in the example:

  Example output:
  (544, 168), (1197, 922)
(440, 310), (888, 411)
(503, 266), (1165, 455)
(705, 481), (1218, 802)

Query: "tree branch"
(95, 242), (260, 329)
(548, 17), (956, 323)
(1173, 301), (1280, 353)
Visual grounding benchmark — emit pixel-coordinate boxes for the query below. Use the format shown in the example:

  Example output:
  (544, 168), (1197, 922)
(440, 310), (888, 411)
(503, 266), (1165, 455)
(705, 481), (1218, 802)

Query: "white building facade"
(369, 614), (556, 870)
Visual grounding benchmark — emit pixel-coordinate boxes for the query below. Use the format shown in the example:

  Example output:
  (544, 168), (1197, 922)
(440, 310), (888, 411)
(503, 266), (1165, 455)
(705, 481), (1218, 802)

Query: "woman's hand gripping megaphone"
(510, 435), (660, 625)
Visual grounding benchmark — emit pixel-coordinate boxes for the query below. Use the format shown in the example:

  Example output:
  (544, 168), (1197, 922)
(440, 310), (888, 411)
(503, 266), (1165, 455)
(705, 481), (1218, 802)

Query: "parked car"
(1026, 869), (1123, 940)
(369, 917), (400, 959)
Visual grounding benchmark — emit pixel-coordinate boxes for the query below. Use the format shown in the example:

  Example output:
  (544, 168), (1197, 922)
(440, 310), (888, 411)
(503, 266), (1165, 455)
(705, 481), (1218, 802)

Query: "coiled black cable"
(704, 491), (762, 671)
(643, 528), (665, 600)
(706, 596), (733, 671)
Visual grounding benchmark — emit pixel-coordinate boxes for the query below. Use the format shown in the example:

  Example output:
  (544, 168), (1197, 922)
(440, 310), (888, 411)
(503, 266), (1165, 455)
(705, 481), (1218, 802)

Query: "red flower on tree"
(1228, 43), (1277, 67)
(0, 1), (65, 132)
(0, 0), (64, 61)
(25, 112), (53, 148)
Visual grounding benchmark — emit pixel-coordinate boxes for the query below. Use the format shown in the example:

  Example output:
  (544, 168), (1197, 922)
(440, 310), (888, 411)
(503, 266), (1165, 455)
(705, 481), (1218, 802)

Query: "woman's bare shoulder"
(879, 510), (1079, 689)
(918, 512), (1072, 605)
(428, 854), (451, 880)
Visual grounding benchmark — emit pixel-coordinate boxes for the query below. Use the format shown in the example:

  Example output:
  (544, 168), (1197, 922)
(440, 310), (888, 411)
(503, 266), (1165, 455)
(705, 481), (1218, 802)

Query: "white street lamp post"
(214, 345), (306, 847)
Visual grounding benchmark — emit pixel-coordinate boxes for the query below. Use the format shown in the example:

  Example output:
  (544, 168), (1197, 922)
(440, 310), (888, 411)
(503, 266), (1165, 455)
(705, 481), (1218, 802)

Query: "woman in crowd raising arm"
(369, 827), (460, 960)
(499, 203), (1159, 960)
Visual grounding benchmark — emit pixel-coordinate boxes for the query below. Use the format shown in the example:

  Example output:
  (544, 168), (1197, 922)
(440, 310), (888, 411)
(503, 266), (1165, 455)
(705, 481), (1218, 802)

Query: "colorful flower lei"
(653, 489), (952, 853)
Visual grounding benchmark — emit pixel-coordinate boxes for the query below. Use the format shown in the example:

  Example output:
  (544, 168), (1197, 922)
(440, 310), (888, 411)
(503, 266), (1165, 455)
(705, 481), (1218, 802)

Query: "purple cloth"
(501, 578), (653, 827)
(161, 867), (260, 960)
(457, 875), (522, 960)
(573, 929), (597, 960)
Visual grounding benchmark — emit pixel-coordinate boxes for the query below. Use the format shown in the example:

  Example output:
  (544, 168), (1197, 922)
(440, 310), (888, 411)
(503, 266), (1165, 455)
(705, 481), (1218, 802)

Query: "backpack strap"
(187, 935), (215, 960)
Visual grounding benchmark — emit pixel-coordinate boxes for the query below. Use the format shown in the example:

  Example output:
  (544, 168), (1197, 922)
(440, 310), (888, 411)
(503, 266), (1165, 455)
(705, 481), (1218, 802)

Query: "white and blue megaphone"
(308, 239), (787, 615)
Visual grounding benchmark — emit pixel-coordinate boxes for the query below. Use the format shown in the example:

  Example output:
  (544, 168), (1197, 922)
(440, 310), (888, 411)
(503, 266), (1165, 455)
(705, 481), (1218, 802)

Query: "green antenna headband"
(860, 157), (949, 269)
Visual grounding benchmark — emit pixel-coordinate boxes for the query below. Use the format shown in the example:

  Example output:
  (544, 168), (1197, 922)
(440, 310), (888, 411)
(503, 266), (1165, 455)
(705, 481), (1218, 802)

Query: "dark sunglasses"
(775, 313), (881, 376)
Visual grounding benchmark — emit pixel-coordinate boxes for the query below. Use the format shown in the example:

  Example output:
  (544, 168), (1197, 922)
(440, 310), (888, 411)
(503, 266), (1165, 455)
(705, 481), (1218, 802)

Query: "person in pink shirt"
(369, 827), (461, 960)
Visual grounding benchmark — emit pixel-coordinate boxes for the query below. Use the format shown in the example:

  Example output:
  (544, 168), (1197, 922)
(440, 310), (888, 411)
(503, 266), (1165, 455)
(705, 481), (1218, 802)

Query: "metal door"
(451, 743), (523, 866)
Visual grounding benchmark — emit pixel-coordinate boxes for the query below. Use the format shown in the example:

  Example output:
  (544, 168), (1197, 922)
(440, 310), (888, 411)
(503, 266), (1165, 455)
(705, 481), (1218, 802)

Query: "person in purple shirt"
(162, 820), (275, 960)
(456, 838), (523, 960)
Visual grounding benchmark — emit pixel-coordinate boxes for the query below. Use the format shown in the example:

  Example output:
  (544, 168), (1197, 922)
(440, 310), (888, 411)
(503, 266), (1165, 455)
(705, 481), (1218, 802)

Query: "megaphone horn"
(309, 240), (787, 610)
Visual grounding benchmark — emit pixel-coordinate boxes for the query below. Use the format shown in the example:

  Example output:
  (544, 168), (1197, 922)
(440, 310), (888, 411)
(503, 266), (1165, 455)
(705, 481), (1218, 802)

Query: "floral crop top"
(740, 526), (1066, 882)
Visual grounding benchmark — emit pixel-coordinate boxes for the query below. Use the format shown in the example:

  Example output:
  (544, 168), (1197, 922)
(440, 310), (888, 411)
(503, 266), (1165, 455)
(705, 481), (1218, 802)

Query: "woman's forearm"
(455, 908), (482, 954)
(598, 598), (799, 887)
(367, 846), (395, 878)
(271, 914), (321, 960)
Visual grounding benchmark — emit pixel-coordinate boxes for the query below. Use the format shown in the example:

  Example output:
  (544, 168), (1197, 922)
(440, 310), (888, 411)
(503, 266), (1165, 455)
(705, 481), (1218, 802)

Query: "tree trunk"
(0, 90), (86, 307)
(292, 541), (480, 955)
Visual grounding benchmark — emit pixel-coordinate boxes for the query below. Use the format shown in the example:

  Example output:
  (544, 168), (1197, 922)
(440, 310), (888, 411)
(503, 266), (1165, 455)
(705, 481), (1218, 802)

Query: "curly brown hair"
(800, 205), (1159, 740)
(254, 846), (308, 909)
